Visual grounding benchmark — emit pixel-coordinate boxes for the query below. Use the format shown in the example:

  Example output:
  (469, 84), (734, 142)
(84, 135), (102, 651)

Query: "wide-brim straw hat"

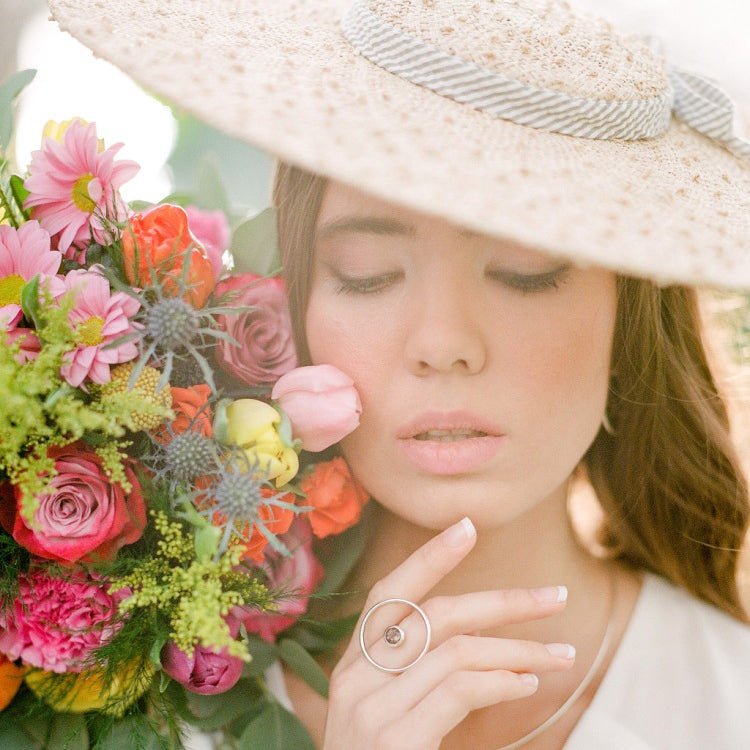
(47, 0), (750, 290)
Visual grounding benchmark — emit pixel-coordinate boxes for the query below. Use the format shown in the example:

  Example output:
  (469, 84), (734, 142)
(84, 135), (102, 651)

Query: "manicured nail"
(443, 516), (476, 547)
(545, 643), (576, 659)
(530, 585), (567, 603)
(519, 673), (539, 687)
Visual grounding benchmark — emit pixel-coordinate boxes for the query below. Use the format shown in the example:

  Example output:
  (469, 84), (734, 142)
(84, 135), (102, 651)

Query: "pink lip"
(396, 409), (505, 439)
(398, 435), (506, 474)
(396, 409), (506, 475)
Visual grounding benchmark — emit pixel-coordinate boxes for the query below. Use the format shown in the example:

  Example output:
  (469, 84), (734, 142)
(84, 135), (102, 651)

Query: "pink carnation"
(58, 267), (140, 387)
(185, 205), (229, 281)
(24, 120), (139, 259)
(0, 568), (127, 673)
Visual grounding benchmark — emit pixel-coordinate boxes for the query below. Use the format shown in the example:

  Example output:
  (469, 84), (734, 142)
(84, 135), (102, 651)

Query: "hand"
(322, 517), (575, 750)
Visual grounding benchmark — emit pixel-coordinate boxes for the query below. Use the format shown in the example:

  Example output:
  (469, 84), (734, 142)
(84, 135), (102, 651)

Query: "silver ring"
(359, 597), (432, 673)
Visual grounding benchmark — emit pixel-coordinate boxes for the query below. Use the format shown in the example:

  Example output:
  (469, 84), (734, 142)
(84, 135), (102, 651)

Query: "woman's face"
(305, 179), (618, 529)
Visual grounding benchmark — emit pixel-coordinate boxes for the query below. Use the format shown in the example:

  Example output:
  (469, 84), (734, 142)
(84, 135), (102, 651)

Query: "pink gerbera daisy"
(59, 267), (141, 387)
(24, 120), (140, 259)
(0, 221), (63, 322)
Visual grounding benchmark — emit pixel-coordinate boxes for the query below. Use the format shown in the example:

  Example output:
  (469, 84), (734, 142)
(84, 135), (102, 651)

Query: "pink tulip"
(271, 364), (362, 452)
(160, 616), (244, 695)
(233, 516), (325, 644)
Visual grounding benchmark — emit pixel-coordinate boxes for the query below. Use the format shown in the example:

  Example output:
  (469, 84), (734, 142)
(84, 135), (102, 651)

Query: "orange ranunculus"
(299, 457), (369, 539)
(0, 655), (28, 711)
(239, 489), (296, 563)
(120, 203), (215, 309)
(154, 384), (213, 443)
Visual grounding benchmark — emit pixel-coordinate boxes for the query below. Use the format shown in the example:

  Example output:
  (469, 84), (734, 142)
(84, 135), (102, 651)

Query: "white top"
(184, 570), (750, 749)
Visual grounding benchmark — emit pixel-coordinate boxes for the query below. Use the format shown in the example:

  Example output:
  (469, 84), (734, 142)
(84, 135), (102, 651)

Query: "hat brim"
(48, 0), (750, 290)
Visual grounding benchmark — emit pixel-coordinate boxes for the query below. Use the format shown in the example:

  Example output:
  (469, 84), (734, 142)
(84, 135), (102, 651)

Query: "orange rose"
(0, 655), (28, 711)
(299, 457), (369, 539)
(155, 384), (213, 443)
(240, 489), (296, 563)
(120, 204), (215, 309)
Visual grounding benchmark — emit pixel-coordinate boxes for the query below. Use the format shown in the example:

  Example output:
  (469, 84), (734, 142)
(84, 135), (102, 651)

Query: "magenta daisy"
(0, 221), (62, 322)
(24, 120), (140, 259)
(59, 267), (141, 387)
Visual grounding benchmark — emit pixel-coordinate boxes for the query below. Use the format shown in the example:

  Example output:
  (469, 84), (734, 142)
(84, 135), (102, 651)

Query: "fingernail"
(545, 643), (576, 659)
(443, 516), (476, 547)
(519, 673), (539, 687)
(530, 585), (567, 603)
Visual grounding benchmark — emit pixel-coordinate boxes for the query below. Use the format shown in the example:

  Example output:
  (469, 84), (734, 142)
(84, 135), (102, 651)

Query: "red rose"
(0, 443), (147, 564)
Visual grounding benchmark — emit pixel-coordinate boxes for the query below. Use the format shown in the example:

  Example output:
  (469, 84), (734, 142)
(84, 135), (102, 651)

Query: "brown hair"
(272, 160), (750, 624)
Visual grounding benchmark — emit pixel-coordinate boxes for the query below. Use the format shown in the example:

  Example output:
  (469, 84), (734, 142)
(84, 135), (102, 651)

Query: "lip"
(396, 409), (506, 475)
(396, 409), (505, 439)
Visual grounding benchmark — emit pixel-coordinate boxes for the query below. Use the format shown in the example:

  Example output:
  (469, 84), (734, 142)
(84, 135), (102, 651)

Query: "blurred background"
(2, 0), (750, 601)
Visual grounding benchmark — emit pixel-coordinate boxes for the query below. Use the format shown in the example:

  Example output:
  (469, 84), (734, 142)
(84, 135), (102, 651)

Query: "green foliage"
(229, 207), (281, 277)
(0, 69), (36, 153)
(238, 699), (316, 750)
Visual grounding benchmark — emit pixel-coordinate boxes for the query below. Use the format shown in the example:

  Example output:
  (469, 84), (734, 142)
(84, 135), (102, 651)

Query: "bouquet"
(0, 69), (372, 749)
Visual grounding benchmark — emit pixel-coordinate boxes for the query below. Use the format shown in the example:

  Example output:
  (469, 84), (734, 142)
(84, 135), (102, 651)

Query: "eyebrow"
(314, 215), (481, 244)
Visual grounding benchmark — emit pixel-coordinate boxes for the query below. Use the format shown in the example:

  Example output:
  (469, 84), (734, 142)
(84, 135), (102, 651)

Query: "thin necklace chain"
(494, 567), (619, 750)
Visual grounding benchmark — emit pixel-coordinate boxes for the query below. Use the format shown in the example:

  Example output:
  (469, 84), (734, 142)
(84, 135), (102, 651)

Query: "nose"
(403, 268), (487, 376)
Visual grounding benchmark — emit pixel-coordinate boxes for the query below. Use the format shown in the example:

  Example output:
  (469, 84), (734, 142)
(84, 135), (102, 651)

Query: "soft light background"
(2, 0), (750, 594)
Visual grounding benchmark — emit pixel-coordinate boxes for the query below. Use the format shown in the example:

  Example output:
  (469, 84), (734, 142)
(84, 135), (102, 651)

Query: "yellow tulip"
(25, 659), (155, 717)
(224, 399), (299, 487)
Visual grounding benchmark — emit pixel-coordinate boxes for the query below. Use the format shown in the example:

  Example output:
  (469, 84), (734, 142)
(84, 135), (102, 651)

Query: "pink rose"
(0, 568), (127, 673)
(185, 205), (230, 282)
(0, 442), (147, 564)
(160, 617), (244, 695)
(213, 273), (297, 386)
(233, 516), (325, 644)
(271, 365), (362, 451)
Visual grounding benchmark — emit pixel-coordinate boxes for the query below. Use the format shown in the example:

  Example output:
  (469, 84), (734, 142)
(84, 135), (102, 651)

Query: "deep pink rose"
(185, 205), (229, 281)
(0, 442), (147, 564)
(0, 568), (128, 673)
(160, 617), (244, 695)
(233, 516), (325, 644)
(271, 364), (362, 451)
(213, 273), (297, 386)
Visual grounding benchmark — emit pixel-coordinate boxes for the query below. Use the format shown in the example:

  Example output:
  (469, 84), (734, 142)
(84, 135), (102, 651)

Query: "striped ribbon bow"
(340, 0), (750, 162)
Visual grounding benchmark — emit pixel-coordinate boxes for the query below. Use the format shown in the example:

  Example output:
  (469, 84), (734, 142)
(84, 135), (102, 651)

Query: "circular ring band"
(359, 597), (432, 673)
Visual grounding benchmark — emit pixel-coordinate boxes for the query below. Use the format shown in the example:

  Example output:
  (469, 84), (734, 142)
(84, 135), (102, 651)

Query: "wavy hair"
(272, 160), (750, 624)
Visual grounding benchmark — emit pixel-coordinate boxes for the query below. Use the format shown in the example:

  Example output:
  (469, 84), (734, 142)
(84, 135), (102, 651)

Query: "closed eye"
(332, 265), (571, 296)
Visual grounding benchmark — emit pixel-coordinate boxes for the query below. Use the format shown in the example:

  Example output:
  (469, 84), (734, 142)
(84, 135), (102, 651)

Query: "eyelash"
(333, 270), (568, 296)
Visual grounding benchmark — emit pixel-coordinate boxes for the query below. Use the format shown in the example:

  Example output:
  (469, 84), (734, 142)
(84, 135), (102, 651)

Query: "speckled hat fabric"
(47, 0), (750, 290)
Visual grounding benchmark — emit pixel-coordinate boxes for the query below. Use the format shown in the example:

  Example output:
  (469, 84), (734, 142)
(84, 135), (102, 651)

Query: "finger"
(351, 587), (568, 685)
(337, 516), (478, 670)
(369, 634), (575, 718)
(377, 669), (540, 749)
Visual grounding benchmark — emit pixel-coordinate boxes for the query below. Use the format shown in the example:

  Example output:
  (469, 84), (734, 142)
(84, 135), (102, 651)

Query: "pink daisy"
(0, 221), (63, 323)
(59, 267), (141, 387)
(24, 120), (140, 259)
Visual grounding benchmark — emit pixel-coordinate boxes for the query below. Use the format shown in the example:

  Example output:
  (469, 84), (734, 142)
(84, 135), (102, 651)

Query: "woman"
(47, 0), (750, 747)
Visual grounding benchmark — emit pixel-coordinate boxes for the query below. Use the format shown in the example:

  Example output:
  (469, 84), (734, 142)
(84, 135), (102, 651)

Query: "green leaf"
(0, 718), (42, 750)
(0, 69), (36, 151)
(242, 634), (279, 677)
(212, 398), (232, 445)
(46, 713), (88, 750)
(238, 700), (316, 750)
(9, 175), (29, 218)
(183, 679), (261, 731)
(277, 638), (329, 699)
(149, 633), (168, 668)
(194, 523), (221, 560)
(230, 207), (281, 277)
(94, 716), (161, 750)
(20, 275), (42, 329)
(313, 502), (374, 599)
